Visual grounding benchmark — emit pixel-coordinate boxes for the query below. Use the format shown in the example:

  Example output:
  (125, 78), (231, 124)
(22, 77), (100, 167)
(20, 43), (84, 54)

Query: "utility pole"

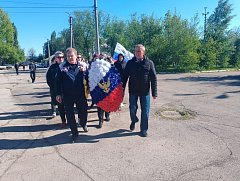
(66, 12), (73, 48)
(94, 0), (100, 54)
(202, 7), (209, 68)
(47, 39), (51, 66)
(69, 15), (73, 48)
(202, 7), (209, 40)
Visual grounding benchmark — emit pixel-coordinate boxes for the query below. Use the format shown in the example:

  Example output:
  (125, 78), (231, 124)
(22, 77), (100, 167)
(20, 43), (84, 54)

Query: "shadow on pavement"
(174, 93), (206, 96)
(15, 101), (50, 106)
(0, 123), (60, 133)
(0, 109), (51, 120)
(167, 74), (240, 87)
(14, 91), (49, 99)
(0, 129), (139, 150)
(215, 90), (240, 99)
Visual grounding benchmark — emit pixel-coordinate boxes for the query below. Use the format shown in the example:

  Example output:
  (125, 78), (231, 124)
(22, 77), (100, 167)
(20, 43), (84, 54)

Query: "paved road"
(0, 68), (240, 181)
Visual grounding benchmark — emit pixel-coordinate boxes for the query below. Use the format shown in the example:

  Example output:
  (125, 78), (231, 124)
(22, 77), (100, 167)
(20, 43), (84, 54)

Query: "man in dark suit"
(56, 48), (88, 143)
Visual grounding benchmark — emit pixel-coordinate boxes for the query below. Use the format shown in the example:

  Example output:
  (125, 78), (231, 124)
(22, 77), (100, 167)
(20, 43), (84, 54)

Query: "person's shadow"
(0, 128), (139, 150)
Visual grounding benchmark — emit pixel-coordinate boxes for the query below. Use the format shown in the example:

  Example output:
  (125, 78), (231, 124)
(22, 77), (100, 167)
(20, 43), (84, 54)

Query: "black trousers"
(97, 107), (110, 121)
(50, 89), (66, 123)
(64, 95), (88, 137)
(30, 71), (36, 83)
(15, 68), (19, 75)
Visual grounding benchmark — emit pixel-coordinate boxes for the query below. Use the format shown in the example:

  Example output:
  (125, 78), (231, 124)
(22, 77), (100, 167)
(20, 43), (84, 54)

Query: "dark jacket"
(29, 63), (36, 72)
(56, 61), (88, 98)
(14, 63), (19, 70)
(46, 63), (59, 89)
(114, 60), (126, 81)
(123, 56), (157, 97)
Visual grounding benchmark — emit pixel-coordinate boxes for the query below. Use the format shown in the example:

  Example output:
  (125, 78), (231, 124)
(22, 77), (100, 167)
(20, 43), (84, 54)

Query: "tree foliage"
(232, 38), (240, 67)
(1, 0), (235, 72)
(206, 0), (235, 68)
(73, 11), (96, 59)
(0, 8), (24, 65)
(148, 12), (200, 71)
(102, 16), (126, 55)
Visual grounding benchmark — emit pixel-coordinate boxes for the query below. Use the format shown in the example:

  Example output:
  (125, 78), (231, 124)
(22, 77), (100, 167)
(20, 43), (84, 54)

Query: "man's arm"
(55, 67), (63, 103)
(122, 61), (130, 91)
(46, 66), (52, 87)
(149, 61), (158, 98)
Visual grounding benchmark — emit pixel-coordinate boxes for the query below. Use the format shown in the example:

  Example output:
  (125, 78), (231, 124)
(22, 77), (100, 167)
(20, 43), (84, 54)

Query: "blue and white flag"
(112, 42), (134, 62)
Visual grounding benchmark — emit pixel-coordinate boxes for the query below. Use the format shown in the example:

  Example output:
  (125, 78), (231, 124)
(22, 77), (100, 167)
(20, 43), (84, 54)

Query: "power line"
(2, 6), (92, 9)
(1, 0), (88, 7)
(5, 11), (71, 14)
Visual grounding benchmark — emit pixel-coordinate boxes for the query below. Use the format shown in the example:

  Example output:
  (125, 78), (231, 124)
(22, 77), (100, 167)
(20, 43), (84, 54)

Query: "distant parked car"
(4, 64), (13, 69)
(36, 63), (45, 68)
(20, 61), (30, 66)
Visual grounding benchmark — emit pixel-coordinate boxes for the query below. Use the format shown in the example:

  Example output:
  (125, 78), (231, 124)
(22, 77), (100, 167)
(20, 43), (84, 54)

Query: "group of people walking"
(46, 44), (157, 143)
(14, 61), (37, 83)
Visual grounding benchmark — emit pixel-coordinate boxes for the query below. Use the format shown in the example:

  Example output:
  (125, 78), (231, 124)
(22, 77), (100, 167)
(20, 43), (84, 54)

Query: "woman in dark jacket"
(114, 53), (126, 81)
(46, 51), (67, 128)
(114, 54), (126, 108)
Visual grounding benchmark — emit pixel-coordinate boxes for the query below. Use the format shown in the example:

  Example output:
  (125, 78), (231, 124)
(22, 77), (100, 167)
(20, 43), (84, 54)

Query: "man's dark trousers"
(64, 95), (88, 137)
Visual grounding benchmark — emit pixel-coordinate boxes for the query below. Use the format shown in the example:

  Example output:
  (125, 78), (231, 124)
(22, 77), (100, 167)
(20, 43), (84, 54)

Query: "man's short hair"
(66, 48), (77, 55)
(135, 44), (145, 52)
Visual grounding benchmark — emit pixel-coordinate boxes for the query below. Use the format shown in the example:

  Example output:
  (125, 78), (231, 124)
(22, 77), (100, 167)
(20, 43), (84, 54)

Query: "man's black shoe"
(130, 122), (135, 131)
(105, 117), (110, 122)
(140, 130), (148, 137)
(82, 125), (89, 132)
(98, 120), (103, 128)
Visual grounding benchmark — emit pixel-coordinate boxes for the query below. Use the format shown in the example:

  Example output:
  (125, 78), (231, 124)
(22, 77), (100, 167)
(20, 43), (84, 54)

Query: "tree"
(232, 38), (240, 67)
(0, 9), (24, 65)
(150, 11), (200, 71)
(12, 23), (19, 47)
(73, 10), (96, 59)
(206, 0), (235, 68)
(199, 38), (218, 69)
(102, 16), (126, 55)
(50, 31), (57, 55)
(125, 13), (143, 50)
(43, 1), (239, 72)
(227, 27), (240, 67)
(27, 48), (36, 60)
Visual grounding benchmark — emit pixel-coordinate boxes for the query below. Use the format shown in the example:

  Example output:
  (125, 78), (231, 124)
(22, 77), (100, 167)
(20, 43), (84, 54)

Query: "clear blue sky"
(1, 0), (240, 56)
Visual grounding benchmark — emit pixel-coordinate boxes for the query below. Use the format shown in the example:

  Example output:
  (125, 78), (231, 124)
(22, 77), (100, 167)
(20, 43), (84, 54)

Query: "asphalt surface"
(0, 68), (240, 181)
